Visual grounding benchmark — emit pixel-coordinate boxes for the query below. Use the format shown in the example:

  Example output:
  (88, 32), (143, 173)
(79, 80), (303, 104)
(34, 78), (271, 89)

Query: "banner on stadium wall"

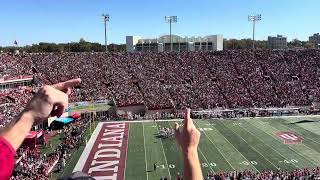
(95, 99), (110, 104)
(68, 100), (112, 113)
(72, 101), (89, 107)
(69, 100), (111, 107)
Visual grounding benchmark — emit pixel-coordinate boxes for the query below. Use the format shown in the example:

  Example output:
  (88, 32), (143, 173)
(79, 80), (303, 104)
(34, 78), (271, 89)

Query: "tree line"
(223, 38), (318, 50)
(0, 38), (126, 53)
(0, 38), (318, 53)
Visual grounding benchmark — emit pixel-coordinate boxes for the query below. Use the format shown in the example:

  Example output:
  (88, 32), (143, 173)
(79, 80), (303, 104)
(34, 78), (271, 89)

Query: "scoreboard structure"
(126, 34), (223, 52)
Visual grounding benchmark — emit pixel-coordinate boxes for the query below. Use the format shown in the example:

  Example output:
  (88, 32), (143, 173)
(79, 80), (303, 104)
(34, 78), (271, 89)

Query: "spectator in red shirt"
(0, 78), (81, 179)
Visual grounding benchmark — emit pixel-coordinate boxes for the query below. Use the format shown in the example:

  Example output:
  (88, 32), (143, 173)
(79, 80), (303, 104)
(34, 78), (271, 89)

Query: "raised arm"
(0, 78), (80, 179)
(174, 108), (203, 180)
(0, 78), (81, 151)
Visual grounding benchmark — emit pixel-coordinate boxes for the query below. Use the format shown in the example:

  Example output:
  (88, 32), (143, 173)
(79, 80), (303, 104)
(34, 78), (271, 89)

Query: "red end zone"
(74, 122), (129, 180)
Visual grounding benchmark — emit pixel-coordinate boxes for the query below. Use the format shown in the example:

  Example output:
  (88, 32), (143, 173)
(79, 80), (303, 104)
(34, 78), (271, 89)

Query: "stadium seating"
(11, 117), (88, 179)
(2, 50), (320, 124)
(203, 168), (320, 179)
(1, 50), (320, 112)
(1, 50), (320, 179)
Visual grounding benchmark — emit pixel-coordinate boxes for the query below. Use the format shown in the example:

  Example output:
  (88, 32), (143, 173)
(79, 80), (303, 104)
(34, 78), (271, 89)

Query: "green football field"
(124, 116), (320, 179)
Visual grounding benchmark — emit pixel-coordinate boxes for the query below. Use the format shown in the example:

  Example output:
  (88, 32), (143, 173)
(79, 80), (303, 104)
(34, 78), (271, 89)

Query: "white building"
(126, 34), (223, 52)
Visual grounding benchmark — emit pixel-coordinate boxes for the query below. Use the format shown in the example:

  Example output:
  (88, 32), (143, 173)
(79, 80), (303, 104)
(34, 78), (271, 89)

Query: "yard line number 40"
(157, 159), (298, 169)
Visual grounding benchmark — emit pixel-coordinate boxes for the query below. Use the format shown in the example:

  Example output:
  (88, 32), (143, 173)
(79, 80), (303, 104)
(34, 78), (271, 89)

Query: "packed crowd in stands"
(12, 147), (58, 179)
(160, 168), (320, 180)
(203, 168), (320, 180)
(0, 87), (33, 127)
(10, 117), (89, 179)
(1, 50), (320, 112)
(1, 50), (320, 179)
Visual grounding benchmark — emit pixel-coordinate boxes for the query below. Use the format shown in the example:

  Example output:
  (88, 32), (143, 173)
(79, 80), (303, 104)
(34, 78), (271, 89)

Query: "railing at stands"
(0, 75), (33, 83)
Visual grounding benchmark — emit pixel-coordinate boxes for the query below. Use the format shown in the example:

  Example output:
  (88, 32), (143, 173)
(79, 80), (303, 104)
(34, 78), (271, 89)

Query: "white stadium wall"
(126, 34), (223, 52)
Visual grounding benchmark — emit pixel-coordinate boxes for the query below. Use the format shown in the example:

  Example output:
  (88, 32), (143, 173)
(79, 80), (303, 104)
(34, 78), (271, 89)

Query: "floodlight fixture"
(165, 16), (178, 51)
(248, 14), (262, 49)
(102, 14), (110, 52)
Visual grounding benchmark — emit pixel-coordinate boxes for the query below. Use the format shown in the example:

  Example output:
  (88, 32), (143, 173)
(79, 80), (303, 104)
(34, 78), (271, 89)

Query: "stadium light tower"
(102, 14), (110, 52)
(248, 14), (261, 49)
(165, 16), (178, 51)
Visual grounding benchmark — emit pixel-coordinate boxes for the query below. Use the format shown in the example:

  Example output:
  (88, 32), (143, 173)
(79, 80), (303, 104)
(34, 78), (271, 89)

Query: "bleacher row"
(1, 50), (320, 111)
(1, 50), (320, 179)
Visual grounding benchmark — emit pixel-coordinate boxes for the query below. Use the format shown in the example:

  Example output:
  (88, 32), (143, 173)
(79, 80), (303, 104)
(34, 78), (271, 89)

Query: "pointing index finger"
(184, 108), (193, 128)
(52, 78), (81, 92)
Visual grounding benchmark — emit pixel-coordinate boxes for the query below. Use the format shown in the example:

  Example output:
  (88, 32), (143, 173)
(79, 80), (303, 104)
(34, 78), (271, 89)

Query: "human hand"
(174, 108), (201, 154)
(24, 78), (81, 125)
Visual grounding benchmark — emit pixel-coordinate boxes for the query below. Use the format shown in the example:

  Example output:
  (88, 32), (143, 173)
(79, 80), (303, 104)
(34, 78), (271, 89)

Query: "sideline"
(123, 123), (130, 180)
(155, 122), (172, 179)
(73, 123), (103, 172)
(101, 114), (320, 123)
(142, 123), (149, 180)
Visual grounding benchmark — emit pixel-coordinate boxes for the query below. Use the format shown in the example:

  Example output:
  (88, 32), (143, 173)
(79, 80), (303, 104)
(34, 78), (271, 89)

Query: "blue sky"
(0, 0), (319, 46)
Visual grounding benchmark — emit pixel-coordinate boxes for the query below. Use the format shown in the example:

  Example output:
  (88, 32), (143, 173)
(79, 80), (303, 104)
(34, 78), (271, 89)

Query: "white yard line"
(258, 120), (318, 158)
(155, 122), (172, 179)
(274, 124), (320, 146)
(73, 122), (103, 172)
(198, 147), (215, 173)
(101, 114), (320, 124)
(193, 121), (236, 171)
(297, 133), (320, 146)
(123, 123), (130, 180)
(226, 123), (278, 169)
(166, 121), (214, 173)
(262, 121), (320, 164)
(204, 123), (260, 172)
(239, 124), (300, 169)
(142, 123), (149, 180)
(249, 120), (318, 166)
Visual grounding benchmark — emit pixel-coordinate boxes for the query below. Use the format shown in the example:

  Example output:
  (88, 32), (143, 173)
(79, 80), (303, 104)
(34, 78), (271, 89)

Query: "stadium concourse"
(1, 50), (320, 179)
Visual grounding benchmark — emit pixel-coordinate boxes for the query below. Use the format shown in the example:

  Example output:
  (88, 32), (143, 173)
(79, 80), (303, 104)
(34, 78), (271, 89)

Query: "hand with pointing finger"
(0, 78), (82, 179)
(175, 108), (201, 154)
(24, 78), (81, 125)
(174, 108), (203, 180)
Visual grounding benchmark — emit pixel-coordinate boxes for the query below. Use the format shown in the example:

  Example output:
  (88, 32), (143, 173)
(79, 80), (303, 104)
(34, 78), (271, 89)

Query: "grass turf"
(124, 116), (320, 179)
(50, 121), (98, 180)
(41, 133), (63, 155)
